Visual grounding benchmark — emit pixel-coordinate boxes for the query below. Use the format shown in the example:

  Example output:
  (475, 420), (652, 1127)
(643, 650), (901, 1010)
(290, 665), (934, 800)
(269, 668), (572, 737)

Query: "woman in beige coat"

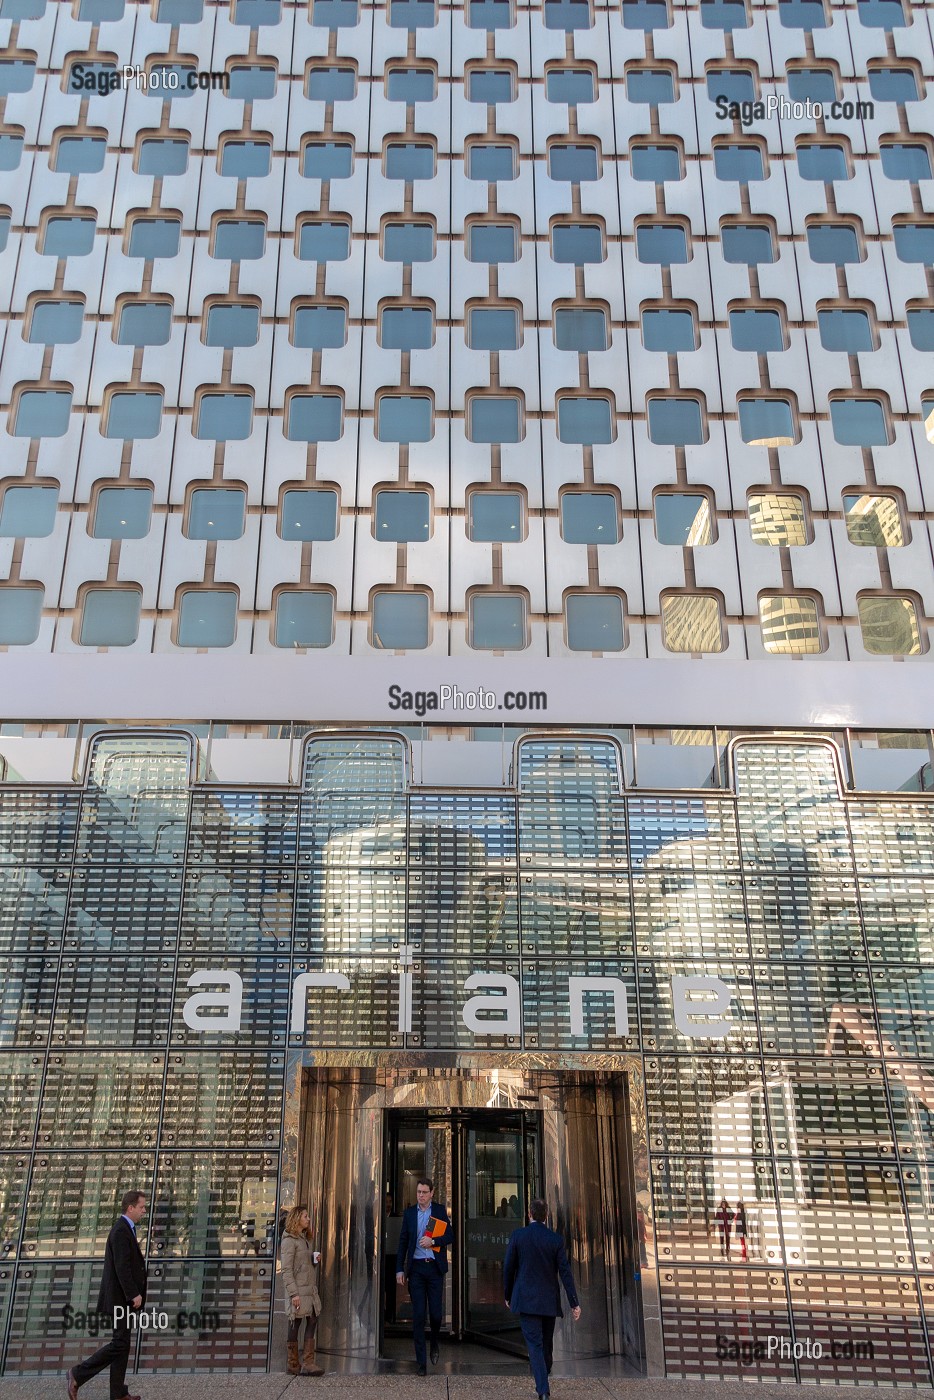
(280, 1205), (324, 1375)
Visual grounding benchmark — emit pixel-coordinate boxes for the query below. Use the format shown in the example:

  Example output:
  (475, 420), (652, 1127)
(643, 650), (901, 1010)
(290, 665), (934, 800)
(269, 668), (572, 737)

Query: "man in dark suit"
(504, 1198), (581, 1400)
(67, 1190), (148, 1400)
(395, 1176), (451, 1374)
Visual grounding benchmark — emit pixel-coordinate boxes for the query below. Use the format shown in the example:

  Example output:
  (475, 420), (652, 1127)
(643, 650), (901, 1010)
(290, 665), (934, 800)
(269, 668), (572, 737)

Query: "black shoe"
(418, 1365), (427, 1376)
(430, 1343), (440, 1365)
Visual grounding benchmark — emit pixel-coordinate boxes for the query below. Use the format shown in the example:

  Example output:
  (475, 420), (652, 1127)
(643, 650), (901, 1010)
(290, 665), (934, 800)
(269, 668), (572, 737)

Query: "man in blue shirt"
(504, 1199), (581, 1400)
(395, 1177), (452, 1374)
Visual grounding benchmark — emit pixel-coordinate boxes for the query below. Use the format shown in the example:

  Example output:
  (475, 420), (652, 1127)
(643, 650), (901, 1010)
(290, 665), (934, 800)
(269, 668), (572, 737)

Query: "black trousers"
(407, 1259), (443, 1366)
(72, 1316), (131, 1400)
(519, 1313), (557, 1397)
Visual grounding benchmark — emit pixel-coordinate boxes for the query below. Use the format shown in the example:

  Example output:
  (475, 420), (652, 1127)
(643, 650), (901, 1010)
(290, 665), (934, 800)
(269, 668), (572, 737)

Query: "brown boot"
(301, 1327), (324, 1376)
(287, 1339), (300, 1375)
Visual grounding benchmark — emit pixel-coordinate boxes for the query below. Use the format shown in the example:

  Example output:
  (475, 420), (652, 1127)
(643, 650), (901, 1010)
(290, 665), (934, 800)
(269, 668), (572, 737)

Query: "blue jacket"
(503, 1221), (579, 1317)
(396, 1202), (452, 1276)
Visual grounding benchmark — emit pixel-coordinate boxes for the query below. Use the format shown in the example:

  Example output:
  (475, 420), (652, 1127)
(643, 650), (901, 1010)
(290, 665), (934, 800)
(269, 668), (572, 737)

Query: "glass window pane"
(117, 302), (172, 346)
(186, 488), (246, 541)
(721, 222), (774, 264)
(312, 0), (358, 24)
(843, 493), (905, 547)
(389, 0), (436, 23)
(381, 306), (434, 350)
(857, 596), (921, 654)
(714, 143), (764, 181)
(468, 0), (513, 27)
(778, 0), (826, 25)
(470, 594), (526, 649)
(0, 0), (46, 15)
(797, 143), (848, 181)
(43, 218), (96, 257)
(631, 143), (682, 182)
(642, 308), (697, 351)
(787, 67), (837, 103)
(544, 0), (591, 27)
(636, 224), (688, 264)
(292, 304), (347, 349)
(28, 301), (84, 344)
(233, 0), (282, 24)
(280, 489), (338, 542)
(12, 390), (72, 438)
(661, 594), (723, 652)
(228, 65), (277, 100)
(128, 217), (181, 259)
(561, 493), (619, 544)
(467, 143), (517, 181)
(287, 394), (343, 442)
(466, 307), (519, 350)
(748, 493), (808, 546)
(156, 0), (203, 17)
(566, 594), (624, 651)
(54, 137), (104, 175)
(647, 396), (704, 444)
(213, 220), (265, 260)
(385, 142), (435, 180)
(893, 224), (934, 263)
(377, 395), (433, 442)
(298, 220), (350, 262)
(79, 589), (141, 647)
(468, 395), (522, 443)
(468, 491), (523, 542)
(830, 397), (889, 446)
(627, 68), (675, 103)
(654, 494), (714, 545)
(818, 308), (874, 352)
(546, 67), (596, 103)
(93, 487), (153, 539)
(552, 224), (603, 264)
(0, 586), (43, 644)
(738, 397), (796, 446)
(907, 309), (934, 350)
(467, 223), (518, 263)
(383, 222), (434, 262)
(880, 143), (932, 180)
(622, 0), (670, 29)
(807, 223), (860, 264)
(221, 140), (271, 178)
(302, 141), (354, 179)
(554, 307), (607, 351)
(706, 68), (755, 103)
(548, 143), (599, 181)
(195, 393), (252, 440)
(0, 486), (58, 537)
(759, 595), (822, 653)
(374, 490), (431, 541)
(700, 0), (747, 26)
(388, 66), (437, 102)
(205, 304), (260, 347)
(105, 392), (163, 440)
(868, 67), (919, 102)
(177, 591), (238, 647)
(0, 62), (35, 97)
(274, 591), (334, 648)
(79, 0), (125, 12)
(306, 65), (357, 101)
(137, 139), (188, 177)
(557, 396), (614, 444)
(372, 592), (430, 649)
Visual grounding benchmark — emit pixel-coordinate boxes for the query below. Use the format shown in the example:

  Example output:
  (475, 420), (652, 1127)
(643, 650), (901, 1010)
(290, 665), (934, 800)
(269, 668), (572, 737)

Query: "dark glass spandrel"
(520, 873), (632, 957)
(0, 1055), (43, 1148)
(0, 866), (69, 954)
(161, 1052), (284, 1148)
(23, 1151), (153, 1257)
(150, 1151), (278, 1255)
(38, 1052), (164, 1148)
(52, 956), (174, 1046)
(294, 867), (405, 956)
(65, 865), (181, 955)
(181, 867), (295, 953)
(411, 870), (519, 957)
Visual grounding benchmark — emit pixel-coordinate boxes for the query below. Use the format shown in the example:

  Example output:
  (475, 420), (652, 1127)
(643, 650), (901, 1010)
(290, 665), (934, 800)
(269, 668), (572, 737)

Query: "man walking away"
(395, 1177), (451, 1374)
(503, 1199), (581, 1400)
(67, 1189), (148, 1400)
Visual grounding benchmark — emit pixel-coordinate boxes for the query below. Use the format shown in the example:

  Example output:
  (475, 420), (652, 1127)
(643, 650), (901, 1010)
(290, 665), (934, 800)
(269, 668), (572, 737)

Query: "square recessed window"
(287, 394), (343, 442)
(0, 134), (22, 171)
(54, 137), (105, 176)
(787, 67), (837, 103)
(881, 143), (932, 181)
(0, 61), (35, 97)
(27, 300), (84, 344)
(128, 216), (182, 259)
(221, 140), (271, 179)
(858, 596), (921, 653)
(233, 0), (282, 24)
(818, 308), (874, 352)
(470, 593), (527, 650)
(92, 487), (153, 539)
(707, 70), (756, 105)
(858, 0), (905, 30)
(11, 390), (72, 438)
(807, 223), (861, 265)
(372, 591), (430, 649)
(636, 224), (689, 265)
(466, 68), (515, 104)
(384, 142), (434, 182)
(79, 589), (141, 647)
(292, 304), (347, 350)
(544, 0), (591, 26)
(631, 143), (682, 182)
(157, 0), (203, 17)
(729, 308), (785, 353)
(298, 220), (350, 262)
(468, 490), (523, 542)
(868, 67), (919, 102)
(907, 309), (934, 350)
(79, 1), (124, 21)
(546, 67), (596, 104)
(466, 307), (519, 351)
(280, 489), (338, 541)
(566, 594), (624, 651)
(843, 493), (905, 547)
(186, 488), (246, 541)
(306, 65), (357, 102)
(213, 219), (265, 260)
(700, 0), (748, 27)
(383, 221), (434, 262)
(205, 303), (260, 348)
(388, 66), (437, 102)
(548, 143), (599, 182)
(274, 591), (334, 648)
(714, 143), (765, 182)
(467, 143), (516, 182)
(778, 0), (827, 25)
(797, 143), (848, 182)
(228, 65), (277, 101)
(0, 486), (58, 537)
(551, 223), (604, 265)
(177, 590), (238, 648)
(468, 395), (522, 444)
(303, 141), (354, 180)
(468, 0), (513, 27)
(830, 397), (889, 446)
(893, 224), (934, 264)
(739, 397), (797, 446)
(374, 490), (431, 541)
(195, 392), (253, 440)
(557, 396), (614, 445)
(721, 222), (775, 265)
(554, 307), (608, 352)
(390, 0), (436, 23)
(647, 396), (705, 445)
(748, 492), (808, 546)
(560, 492), (619, 544)
(0, 0), (45, 14)
(312, 0), (358, 24)
(104, 391), (163, 440)
(137, 139), (188, 177)
(661, 594), (723, 652)
(42, 217), (96, 257)
(759, 595), (822, 653)
(0, 586), (43, 645)
(654, 493), (714, 545)
(642, 308), (697, 352)
(622, 0), (670, 29)
(117, 301), (172, 346)
(377, 395), (433, 443)
(628, 68), (674, 104)
(467, 222), (518, 264)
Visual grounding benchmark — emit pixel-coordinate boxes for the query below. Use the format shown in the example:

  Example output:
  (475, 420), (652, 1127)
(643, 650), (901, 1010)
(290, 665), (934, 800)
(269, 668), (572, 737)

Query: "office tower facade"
(0, 0), (932, 1385)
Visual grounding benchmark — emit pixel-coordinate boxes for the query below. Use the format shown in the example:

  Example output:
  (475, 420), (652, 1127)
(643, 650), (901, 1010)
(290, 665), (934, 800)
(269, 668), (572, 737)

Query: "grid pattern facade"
(0, 729), (932, 1381)
(2, 0), (934, 655)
